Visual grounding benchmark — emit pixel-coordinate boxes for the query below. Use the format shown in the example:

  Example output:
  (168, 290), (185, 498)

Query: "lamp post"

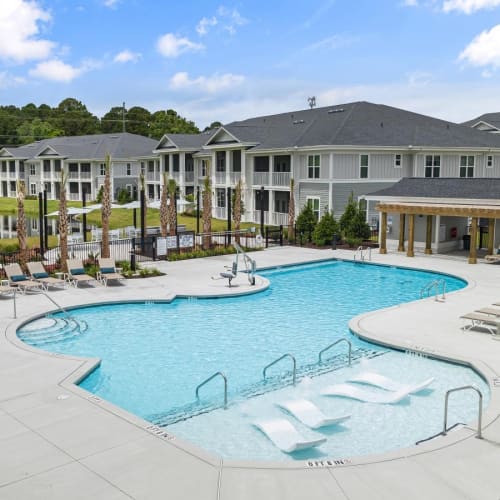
(227, 186), (232, 245)
(258, 185), (265, 237)
(82, 188), (87, 242)
(196, 185), (200, 234)
(43, 189), (48, 250)
(38, 192), (44, 256)
(174, 187), (179, 236)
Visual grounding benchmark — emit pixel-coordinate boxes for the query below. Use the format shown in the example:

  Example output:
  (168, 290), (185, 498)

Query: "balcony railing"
(252, 210), (270, 225)
(215, 172), (226, 184)
(214, 207), (227, 219)
(185, 171), (194, 183)
(68, 193), (80, 201)
(253, 172), (269, 186)
(68, 172), (79, 179)
(271, 212), (289, 226)
(146, 172), (159, 182)
(272, 171), (291, 186)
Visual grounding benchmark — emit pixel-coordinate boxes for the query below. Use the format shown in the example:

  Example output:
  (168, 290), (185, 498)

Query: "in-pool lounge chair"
(97, 258), (125, 286)
(27, 261), (66, 290)
(347, 372), (434, 394)
(276, 399), (350, 429)
(66, 259), (97, 287)
(4, 263), (44, 293)
(460, 312), (498, 335)
(320, 383), (411, 404)
(253, 418), (326, 453)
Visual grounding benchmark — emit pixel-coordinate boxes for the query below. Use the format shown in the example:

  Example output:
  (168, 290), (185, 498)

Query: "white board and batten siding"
(330, 152), (408, 180)
(297, 153), (330, 180)
(414, 153), (500, 178)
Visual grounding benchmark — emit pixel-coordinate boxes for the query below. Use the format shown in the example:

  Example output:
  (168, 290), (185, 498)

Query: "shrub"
(296, 203), (317, 242)
(340, 193), (371, 240)
(312, 211), (339, 246)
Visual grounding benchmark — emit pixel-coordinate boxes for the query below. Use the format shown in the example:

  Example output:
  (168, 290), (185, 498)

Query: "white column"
(434, 214), (441, 253)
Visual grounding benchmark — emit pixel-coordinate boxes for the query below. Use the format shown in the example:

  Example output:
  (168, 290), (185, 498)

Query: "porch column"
(468, 217), (478, 264)
(407, 214), (415, 257)
(398, 214), (405, 251)
(487, 218), (495, 255)
(425, 215), (433, 255)
(380, 211), (387, 254)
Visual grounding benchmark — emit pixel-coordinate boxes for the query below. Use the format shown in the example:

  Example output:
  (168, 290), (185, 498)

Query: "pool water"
(18, 260), (487, 461)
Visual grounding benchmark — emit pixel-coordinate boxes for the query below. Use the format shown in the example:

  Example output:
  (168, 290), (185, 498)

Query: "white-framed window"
(126, 184), (133, 197)
(307, 196), (320, 221)
(30, 165), (36, 176)
(99, 163), (106, 175)
(201, 159), (209, 177)
(216, 188), (226, 207)
(360, 154), (369, 178)
(487, 155), (493, 168)
(44, 182), (51, 193)
(425, 155), (440, 177)
(459, 155), (474, 178)
(30, 183), (37, 195)
(307, 155), (320, 179)
(127, 163), (132, 176)
(394, 154), (402, 168)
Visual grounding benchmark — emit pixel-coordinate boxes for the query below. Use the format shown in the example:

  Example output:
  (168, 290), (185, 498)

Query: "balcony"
(215, 172), (226, 184)
(68, 193), (80, 201)
(252, 210), (270, 225)
(272, 171), (291, 187)
(229, 172), (242, 184)
(185, 171), (194, 183)
(253, 172), (269, 186)
(68, 171), (79, 179)
(271, 212), (289, 226)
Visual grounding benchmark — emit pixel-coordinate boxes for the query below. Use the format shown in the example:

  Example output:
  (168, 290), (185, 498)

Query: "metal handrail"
(420, 278), (446, 301)
(195, 371), (228, 409)
(353, 246), (363, 261)
(36, 289), (71, 317)
(318, 338), (352, 365)
(263, 354), (296, 386)
(353, 246), (372, 262)
(443, 385), (483, 439)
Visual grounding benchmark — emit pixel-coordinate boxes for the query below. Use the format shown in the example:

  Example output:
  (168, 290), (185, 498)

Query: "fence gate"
(265, 226), (284, 248)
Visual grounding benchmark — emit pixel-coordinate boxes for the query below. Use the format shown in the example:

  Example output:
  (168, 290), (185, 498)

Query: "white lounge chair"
(347, 372), (434, 394)
(97, 258), (125, 286)
(320, 383), (411, 404)
(475, 307), (500, 317)
(460, 312), (498, 335)
(66, 259), (97, 287)
(276, 399), (350, 429)
(4, 263), (44, 293)
(253, 418), (326, 453)
(26, 261), (66, 290)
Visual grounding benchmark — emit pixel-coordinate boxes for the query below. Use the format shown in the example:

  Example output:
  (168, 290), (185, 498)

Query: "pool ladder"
(263, 354), (297, 386)
(318, 338), (352, 366)
(353, 246), (371, 261)
(195, 372), (228, 409)
(444, 385), (483, 439)
(420, 279), (446, 301)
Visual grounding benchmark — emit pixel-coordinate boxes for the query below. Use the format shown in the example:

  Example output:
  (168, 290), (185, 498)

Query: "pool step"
(150, 347), (388, 427)
(18, 317), (88, 346)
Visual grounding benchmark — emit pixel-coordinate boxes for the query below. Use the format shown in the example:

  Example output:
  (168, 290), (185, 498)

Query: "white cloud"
(29, 58), (100, 82)
(305, 35), (356, 52)
(402, 0), (419, 5)
(156, 33), (204, 58)
(114, 50), (141, 63)
(217, 6), (248, 35)
(196, 16), (217, 36)
(0, 0), (55, 63)
(103, 0), (120, 8)
(406, 70), (434, 86)
(169, 71), (245, 93)
(443, 0), (500, 13)
(459, 24), (500, 67)
(0, 71), (26, 89)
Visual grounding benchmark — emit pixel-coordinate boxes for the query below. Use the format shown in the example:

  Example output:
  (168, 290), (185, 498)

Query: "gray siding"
(402, 154), (413, 177)
(332, 153), (358, 179)
(370, 153), (400, 179)
(298, 182), (329, 216)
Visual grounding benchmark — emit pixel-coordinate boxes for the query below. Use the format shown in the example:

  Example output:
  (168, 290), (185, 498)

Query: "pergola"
(376, 202), (500, 264)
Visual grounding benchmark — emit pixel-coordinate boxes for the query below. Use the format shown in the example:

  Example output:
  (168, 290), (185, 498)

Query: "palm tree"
(160, 172), (168, 237)
(101, 153), (112, 259)
(288, 177), (295, 243)
(58, 168), (69, 272)
(16, 180), (27, 269)
(167, 178), (177, 236)
(232, 179), (243, 243)
(202, 166), (212, 249)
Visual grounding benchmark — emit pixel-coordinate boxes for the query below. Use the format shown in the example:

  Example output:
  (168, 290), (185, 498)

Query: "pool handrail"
(318, 338), (352, 365)
(420, 278), (446, 301)
(443, 385), (483, 439)
(195, 371), (228, 409)
(263, 353), (297, 386)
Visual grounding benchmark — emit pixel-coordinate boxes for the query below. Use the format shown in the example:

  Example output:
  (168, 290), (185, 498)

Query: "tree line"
(0, 98), (222, 147)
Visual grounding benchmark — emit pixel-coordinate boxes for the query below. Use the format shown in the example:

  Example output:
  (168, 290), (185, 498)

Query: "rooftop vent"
(328, 108), (344, 114)
(293, 119), (305, 124)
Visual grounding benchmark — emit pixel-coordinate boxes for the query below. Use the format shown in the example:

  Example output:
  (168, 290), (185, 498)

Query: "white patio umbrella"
(85, 203), (122, 211)
(46, 207), (94, 217)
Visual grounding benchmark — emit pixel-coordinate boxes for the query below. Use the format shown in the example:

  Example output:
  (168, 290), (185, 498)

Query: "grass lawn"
(0, 197), (256, 251)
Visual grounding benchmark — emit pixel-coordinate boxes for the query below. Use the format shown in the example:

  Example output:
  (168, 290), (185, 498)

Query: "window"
(459, 155), (474, 178)
(173, 154), (180, 173)
(43, 159), (50, 172)
(360, 154), (369, 178)
(10, 181), (16, 193)
(99, 163), (106, 175)
(394, 154), (402, 168)
(232, 150), (241, 172)
(201, 159), (209, 177)
(19, 161), (24, 173)
(44, 182), (51, 193)
(30, 183), (37, 195)
(307, 197), (320, 221)
(425, 155), (440, 177)
(216, 151), (226, 172)
(9, 160), (15, 172)
(54, 159), (61, 172)
(185, 154), (194, 172)
(127, 163), (131, 176)
(148, 160), (154, 173)
(307, 155), (320, 179)
(0, 161), (6, 173)
(487, 155), (493, 168)
(30, 165), (36, 176)
(216, 188), (226, 207)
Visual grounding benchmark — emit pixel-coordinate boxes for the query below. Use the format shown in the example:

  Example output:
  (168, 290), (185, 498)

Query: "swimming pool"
(18, 260), (488, 461)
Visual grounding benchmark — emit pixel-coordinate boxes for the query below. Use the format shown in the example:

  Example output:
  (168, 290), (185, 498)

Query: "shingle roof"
(462, 113), (500, 129)
(223, 101), (500, 151)
(366, 177), (500, 200)
(165, 132), (211, 149)
(5, 133), (158, 160)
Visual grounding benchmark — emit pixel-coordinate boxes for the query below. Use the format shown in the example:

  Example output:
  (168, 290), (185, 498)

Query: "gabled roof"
(462, 113), (500, 131)
(365, 177), (500, 201)
(5, 133), (158, 160)
(154, 132), (209, 152)
(223, 101), (500, 151)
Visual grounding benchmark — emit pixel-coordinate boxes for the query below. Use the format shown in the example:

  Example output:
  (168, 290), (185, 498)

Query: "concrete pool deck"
(0, 246), (499, 499)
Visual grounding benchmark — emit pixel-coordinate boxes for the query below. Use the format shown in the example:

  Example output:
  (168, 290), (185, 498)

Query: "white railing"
(215, 172), (226, 184)
(271, 212), (288, 226)
(272, 172), (291, 186)
(253, 172), (269, 186)
(214, 207), (227, 219)
(80, 172), (91, 179)
(68, 172), (79, 179)
(185, 171), (194, 183)
(146, 172), (159, 182)
(230, 172), (242, 184)
(253, 210), (269, 224)
(68, 193), (80, 201)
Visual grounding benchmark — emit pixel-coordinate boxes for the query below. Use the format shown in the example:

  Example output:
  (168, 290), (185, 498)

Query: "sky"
(2, 0), (500, 129)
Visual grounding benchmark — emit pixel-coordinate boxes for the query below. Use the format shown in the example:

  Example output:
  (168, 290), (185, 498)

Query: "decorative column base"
(425, 248), (432, 255)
